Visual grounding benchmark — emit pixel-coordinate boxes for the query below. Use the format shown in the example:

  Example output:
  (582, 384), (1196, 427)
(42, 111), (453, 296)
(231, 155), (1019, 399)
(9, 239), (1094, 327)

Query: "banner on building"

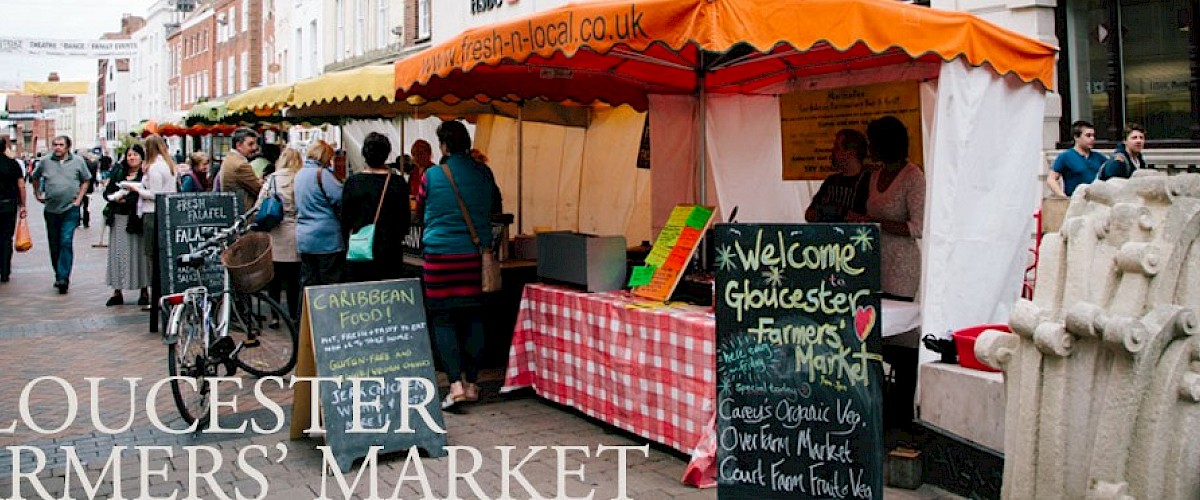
(0, 38), (138, 58)
(20, 81), (90, 96)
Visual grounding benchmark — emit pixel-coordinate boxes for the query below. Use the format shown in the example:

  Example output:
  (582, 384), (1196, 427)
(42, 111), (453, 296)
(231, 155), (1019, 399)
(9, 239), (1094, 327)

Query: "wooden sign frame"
(631, 204), (716, 302)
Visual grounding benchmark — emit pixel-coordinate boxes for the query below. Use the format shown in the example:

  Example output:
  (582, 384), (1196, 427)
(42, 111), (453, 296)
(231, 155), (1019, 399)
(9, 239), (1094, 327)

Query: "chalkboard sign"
(293, 278), (447, 472)
(156, 192), (240, 294)
(715, 224), (884, 499)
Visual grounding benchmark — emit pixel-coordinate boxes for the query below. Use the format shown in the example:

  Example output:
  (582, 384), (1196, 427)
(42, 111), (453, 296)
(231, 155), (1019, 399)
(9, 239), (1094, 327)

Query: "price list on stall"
(289, 279), (447, 472)
(714, 224), (884, 499)
(630, 204), (715, 301)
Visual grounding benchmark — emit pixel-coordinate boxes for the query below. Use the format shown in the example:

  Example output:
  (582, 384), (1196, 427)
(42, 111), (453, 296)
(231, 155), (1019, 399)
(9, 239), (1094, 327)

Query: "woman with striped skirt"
(416, 120), (502, 409)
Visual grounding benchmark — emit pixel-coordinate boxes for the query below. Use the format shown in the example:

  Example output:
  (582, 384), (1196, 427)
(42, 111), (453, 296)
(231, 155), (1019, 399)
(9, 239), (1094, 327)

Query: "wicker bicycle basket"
(221, 232), (274, 293)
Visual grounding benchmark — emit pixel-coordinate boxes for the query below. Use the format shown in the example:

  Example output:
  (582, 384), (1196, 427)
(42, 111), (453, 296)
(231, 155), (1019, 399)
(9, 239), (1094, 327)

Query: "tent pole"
(517, 101), (525, 234)
(698, 72), (707, 206)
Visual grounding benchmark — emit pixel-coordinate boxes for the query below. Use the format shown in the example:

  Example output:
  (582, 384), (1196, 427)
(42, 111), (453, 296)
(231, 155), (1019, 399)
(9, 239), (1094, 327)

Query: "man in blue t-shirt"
(1047, 120), (1106, 197)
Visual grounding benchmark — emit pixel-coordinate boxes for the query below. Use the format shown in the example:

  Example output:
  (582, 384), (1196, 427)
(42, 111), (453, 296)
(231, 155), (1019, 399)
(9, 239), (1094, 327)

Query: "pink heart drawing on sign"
(854, 305), (877, 341)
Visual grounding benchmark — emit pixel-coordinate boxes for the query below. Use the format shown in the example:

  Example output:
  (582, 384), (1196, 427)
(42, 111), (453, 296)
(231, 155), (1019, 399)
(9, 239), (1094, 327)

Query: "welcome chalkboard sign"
(715, 224), (884, 499)
(291, 278), (447, 472)
(156, 192), (240, 294)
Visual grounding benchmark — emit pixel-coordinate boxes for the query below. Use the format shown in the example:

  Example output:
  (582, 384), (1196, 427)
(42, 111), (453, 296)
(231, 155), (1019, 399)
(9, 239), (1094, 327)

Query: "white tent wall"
(473, 106), (652, 244)
(647, 94), (718, 234)
(920, 60), (1043, 360)
(341, 119), (403, 172)
(397, 116), (448, 159)
(706, 94), (812, 223)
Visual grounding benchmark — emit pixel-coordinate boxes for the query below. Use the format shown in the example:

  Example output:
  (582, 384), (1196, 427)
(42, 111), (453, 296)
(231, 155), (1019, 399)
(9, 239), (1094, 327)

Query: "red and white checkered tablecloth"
(503, 283), (716, 472)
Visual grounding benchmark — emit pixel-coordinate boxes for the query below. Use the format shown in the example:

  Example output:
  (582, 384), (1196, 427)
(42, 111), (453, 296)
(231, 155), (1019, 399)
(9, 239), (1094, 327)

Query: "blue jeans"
(430, 306), (485, 384)
(44, 208), (80, 284)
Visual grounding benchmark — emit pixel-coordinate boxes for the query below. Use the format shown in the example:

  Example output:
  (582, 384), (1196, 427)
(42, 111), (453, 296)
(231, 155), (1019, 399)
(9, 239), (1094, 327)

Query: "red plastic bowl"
(952, 324), (1011, 372)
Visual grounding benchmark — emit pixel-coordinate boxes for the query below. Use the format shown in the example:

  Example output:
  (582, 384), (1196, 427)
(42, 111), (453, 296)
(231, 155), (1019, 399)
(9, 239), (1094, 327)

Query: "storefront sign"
(471, 0), (517, 15)
(290, 279), (447, 472)
(780, 81), (922, 181)
(715, 223), (883, 499)
(156, 192), (240, 295)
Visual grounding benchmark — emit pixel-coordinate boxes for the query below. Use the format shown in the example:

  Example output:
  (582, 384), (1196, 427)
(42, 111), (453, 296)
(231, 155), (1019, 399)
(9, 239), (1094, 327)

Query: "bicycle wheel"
(167, 300), (214, 426)
(228, 292), (299, 377)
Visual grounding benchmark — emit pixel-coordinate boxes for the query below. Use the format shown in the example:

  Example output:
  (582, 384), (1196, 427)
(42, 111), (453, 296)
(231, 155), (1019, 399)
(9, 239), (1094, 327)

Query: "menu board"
(289, 279), (447, 472)
(780, 81), (922, 181)
(715, 224), (883, 499)
(630, 204), (715, 301)
(156, 192), (240, 294)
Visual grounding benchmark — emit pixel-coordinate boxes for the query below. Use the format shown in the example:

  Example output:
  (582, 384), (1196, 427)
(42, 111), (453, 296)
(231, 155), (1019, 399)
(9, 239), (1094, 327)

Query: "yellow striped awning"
(226, 83), (294, 114)
(292, 65), (395, 109)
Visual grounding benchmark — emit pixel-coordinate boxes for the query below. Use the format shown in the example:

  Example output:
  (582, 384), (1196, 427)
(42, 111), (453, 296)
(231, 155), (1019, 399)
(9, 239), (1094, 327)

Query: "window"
(309, 20), (318, 77)
(294, 27), (303, 81)
(1061, 0), (1198, 141)
(377, 0), (389, 48)
(418, 0), (431, 40)
(242, 0), (249, 33)
(356, 0), (366, 55)
(231, 5), (239, 33)
(227, 56), (235, 93)
(241, 51), (249, 91)
(201, 71), (208, 99)
(336, 0), (345, 58)
(216, 59), (223, 96)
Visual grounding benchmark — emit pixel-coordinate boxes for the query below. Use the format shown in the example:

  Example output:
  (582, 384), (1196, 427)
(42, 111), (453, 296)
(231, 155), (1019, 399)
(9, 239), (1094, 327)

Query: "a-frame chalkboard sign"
(715, 224), (884, 499)
(289, 278), (447, 472)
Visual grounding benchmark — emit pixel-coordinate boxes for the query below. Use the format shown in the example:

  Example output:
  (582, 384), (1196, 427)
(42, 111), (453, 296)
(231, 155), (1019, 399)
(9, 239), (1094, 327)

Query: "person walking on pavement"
(0, 137), (27, 283)
(220, 128), (263, 211)
(30, 135), (91, 293)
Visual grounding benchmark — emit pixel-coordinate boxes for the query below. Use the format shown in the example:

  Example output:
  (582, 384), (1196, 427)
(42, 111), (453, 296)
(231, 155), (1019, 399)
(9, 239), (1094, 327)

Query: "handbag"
(347, 171), (392, 262)
(441, 164), (501, 293)
(14, 214), (32, 252)
(255, 175), (284, 231)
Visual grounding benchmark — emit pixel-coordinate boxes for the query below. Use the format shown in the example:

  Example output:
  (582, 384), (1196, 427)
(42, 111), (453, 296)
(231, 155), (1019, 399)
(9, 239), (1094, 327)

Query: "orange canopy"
(394, 0), (1057, 109)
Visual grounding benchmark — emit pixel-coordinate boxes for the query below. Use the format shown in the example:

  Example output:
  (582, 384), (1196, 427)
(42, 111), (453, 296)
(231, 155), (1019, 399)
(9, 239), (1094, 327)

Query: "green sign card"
(715, 224), (884, 499)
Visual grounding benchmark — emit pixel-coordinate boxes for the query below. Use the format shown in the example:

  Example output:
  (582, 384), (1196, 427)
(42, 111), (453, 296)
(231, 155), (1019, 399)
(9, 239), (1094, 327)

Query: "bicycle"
(160, 209), (299, 425)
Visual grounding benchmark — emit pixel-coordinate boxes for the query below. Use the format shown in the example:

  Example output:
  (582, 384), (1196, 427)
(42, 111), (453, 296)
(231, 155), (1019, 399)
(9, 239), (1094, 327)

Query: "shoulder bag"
(441, 164), (501, 293)
(255, 175), (284, 231)
(347, 172), (391, 262)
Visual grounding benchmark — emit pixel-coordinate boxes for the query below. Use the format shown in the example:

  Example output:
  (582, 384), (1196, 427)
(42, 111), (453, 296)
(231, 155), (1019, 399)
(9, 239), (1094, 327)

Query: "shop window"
(1061, 0), (1197, 142)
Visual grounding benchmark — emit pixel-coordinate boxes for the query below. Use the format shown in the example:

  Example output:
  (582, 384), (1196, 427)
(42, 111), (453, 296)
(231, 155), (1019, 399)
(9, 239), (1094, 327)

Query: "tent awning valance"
(227, 83), (294, 115)
(394, 0), (1057, 109)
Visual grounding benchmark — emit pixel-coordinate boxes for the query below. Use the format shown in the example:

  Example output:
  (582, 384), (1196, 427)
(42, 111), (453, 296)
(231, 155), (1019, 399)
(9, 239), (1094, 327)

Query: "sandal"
(441, 381), (467, 410)
(463, 383), (480, 402)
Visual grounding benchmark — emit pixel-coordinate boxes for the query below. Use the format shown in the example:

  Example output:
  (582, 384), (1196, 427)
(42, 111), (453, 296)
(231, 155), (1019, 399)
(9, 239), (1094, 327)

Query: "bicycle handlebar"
(174, 207), (261, 267)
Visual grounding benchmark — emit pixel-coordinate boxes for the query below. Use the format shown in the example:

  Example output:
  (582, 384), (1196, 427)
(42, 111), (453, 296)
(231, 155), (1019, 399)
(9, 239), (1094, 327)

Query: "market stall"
(393, 0), (1057, 487)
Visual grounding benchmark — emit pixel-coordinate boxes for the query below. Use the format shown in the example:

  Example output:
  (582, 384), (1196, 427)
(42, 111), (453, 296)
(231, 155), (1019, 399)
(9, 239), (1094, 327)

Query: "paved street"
(0, 186), (958, 499)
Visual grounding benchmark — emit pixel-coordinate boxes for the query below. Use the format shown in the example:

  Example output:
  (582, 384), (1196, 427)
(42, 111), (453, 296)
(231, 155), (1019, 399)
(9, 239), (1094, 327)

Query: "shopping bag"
(14, 215), (32, 252)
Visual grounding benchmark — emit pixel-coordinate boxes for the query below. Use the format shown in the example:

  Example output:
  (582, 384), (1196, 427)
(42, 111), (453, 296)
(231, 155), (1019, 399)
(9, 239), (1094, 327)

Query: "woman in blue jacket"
(293, 140), (344, 286)
(417, 120), (502, 409)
